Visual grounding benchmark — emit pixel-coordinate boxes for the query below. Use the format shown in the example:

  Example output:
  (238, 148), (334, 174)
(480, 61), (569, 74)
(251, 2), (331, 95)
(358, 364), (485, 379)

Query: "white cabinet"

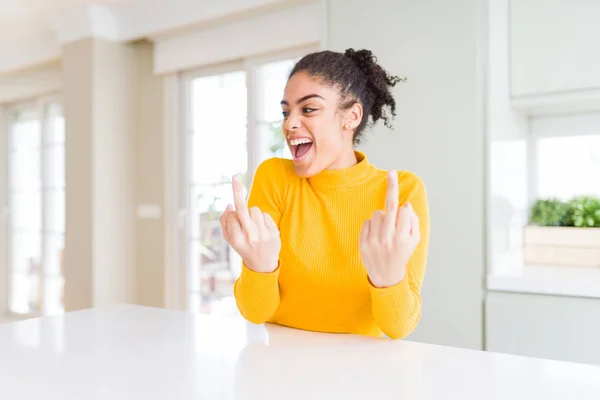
(486, 291), (600, 366)
(510, 0), (600, 98)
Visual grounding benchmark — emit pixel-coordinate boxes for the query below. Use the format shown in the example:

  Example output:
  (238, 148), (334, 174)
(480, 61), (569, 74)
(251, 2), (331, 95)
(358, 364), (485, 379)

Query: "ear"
(343, 102), (363, 131)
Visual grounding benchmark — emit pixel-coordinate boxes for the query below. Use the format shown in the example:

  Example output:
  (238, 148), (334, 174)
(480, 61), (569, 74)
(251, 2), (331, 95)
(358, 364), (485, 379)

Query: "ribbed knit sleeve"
(369, 175), (430, 339)
(233, 158), (287, 324)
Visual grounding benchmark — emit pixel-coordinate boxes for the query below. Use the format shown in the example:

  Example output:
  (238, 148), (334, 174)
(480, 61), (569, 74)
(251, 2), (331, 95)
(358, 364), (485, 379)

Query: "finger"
(220, 205), (233, 241)
(226, 211), (243, 246)
(263, 212), (278, 232)
(409, 203), (420, 239)
(360, 219), (370, 244)
(250, 207), (266, 232)
(395, 205), (411, 238)
(232, 174), (253, 231)
(385, 171), (399, 212)
(383, 171), (399, 238)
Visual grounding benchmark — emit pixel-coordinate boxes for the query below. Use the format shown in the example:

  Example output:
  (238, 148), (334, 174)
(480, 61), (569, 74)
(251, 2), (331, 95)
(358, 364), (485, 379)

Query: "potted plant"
(524, 196), (600, 267)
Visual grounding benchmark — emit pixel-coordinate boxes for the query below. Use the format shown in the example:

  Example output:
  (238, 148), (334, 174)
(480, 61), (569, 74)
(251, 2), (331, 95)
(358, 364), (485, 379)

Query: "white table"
(1, 304), (600, 399)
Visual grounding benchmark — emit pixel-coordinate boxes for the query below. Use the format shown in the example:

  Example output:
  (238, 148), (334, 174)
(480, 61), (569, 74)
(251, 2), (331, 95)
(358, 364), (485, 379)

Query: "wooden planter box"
(524, 226), (600, 267)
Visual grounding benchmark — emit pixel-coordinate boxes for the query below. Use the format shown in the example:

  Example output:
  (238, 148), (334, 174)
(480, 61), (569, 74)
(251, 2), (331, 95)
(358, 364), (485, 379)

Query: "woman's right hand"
(220, 174), (281, 273)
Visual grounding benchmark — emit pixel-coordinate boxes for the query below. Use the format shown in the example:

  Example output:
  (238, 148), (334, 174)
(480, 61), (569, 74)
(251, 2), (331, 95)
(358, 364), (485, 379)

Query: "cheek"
(309, 116), (344, 148)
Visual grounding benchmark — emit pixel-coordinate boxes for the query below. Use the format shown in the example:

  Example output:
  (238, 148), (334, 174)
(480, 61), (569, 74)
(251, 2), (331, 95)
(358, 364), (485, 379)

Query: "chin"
(290, 142), (319, 177)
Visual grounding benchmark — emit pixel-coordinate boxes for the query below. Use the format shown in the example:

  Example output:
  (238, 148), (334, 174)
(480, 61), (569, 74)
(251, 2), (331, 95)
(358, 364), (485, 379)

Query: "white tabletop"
(1, 304), (600, 400)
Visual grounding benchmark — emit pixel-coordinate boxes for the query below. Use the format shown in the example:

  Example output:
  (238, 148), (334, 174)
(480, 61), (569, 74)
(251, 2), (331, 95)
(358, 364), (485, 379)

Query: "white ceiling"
(0, 0), (296, 75)
(0, 0), (134, 39)
(0, 0), (132, 20)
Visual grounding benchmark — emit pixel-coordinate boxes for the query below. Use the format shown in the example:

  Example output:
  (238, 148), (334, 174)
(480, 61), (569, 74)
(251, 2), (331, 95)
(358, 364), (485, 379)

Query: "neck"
(308, 150), (374, 190)
(327, 148), (358, 170)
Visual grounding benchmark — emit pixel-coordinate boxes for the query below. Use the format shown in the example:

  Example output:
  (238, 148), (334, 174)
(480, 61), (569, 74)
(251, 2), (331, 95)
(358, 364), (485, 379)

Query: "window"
(255, 58), (295, 162)
(1, 98), (65, 318)
(536, 135), (600, 200)
(488, 112), (600, 272)
(180, 52), (308, 315)
(488, 138), (528, 270)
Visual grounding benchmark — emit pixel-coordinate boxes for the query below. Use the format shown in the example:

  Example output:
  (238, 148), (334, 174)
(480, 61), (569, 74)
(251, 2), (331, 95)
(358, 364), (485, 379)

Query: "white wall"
(327, 0), (486, 350)
(92, 39), (137, 307)
(63, 39), (94, 310)
(135, 41), (166, 307)
(510, 0), (600, 97)
(63, 38), (137, 311)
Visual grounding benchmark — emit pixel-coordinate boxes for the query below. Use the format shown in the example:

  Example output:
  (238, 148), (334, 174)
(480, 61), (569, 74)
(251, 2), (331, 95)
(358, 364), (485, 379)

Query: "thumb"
(263, 212), (278, 232)
(395, 204), (411, 237)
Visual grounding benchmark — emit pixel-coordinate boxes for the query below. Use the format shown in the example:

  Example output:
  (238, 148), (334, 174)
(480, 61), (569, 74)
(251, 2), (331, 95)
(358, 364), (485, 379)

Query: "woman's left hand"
(359, 171), (421, 288)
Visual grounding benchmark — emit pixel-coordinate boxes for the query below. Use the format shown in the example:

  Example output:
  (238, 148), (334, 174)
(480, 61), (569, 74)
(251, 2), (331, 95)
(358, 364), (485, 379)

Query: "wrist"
(244, 258), (279, 274)
(368, 267), (406, 288)
(368, 276), (399, 289)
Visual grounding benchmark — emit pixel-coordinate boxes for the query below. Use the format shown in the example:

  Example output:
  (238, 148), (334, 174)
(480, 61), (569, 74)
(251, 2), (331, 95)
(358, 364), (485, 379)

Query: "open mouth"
(290, 138), (313, 162)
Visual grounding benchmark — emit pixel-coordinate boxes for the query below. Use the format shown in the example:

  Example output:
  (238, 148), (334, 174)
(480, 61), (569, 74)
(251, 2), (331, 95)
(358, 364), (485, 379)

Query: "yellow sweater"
(233, 151), (430, 339)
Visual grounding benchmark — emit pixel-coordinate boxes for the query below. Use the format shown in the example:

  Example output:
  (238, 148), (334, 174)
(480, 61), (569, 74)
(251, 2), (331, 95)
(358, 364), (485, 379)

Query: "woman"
(220, 48), (430, 339)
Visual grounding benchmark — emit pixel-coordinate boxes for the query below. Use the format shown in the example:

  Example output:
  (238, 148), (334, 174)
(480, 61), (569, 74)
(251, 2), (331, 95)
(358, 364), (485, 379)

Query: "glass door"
(5, 99), (65, 317)
(7, 106), (42, 315)
(186, 70), (248, 315)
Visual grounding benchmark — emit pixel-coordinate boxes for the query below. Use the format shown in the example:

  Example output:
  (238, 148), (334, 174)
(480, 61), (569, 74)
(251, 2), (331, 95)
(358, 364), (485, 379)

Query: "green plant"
(529, 196), (600, 228)
(529, 198), (570, 226)
(568, 196), (600, 228)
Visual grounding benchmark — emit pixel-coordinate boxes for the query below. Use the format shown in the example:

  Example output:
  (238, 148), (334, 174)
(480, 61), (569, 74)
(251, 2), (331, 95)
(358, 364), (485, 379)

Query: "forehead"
(282, 71), (339, 103)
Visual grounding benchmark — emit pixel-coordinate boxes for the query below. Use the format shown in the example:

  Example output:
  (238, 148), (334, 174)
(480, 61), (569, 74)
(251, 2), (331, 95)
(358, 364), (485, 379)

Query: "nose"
(282, 113), (301, 134)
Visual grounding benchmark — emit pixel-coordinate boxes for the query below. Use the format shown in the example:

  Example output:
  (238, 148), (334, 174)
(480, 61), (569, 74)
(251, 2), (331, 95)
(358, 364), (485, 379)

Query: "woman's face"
(281, 71), (362, 177)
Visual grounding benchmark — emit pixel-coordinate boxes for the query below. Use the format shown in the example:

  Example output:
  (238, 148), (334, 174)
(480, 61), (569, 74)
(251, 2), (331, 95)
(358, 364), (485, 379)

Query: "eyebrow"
(280, 94), (324, 106)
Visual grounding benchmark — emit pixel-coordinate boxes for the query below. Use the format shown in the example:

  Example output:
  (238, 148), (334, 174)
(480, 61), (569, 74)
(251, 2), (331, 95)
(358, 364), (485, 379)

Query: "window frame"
(0, 93), (64, 320)
(166, 46), (319, 311)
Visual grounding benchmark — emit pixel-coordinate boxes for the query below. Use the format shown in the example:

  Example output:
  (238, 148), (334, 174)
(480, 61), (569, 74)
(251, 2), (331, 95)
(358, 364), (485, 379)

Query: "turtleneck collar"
(307, 150), (375, 190)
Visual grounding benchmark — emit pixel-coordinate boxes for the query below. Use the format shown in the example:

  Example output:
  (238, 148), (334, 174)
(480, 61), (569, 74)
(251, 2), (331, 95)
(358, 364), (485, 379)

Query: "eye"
(303, 107), (316, 114)
(282, 111), (290, 117)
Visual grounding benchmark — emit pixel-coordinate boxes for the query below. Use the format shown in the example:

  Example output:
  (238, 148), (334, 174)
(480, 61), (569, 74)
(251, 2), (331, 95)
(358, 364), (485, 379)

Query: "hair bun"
(343, 48), (404, 131)
(343, 48), (375, 72)
(344, 48), (373, 62)
(344, 48), (404, 87)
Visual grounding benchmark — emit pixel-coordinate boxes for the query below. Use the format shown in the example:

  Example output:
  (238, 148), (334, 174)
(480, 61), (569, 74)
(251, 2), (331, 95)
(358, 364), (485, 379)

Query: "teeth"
(290, 138), (313, 146)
